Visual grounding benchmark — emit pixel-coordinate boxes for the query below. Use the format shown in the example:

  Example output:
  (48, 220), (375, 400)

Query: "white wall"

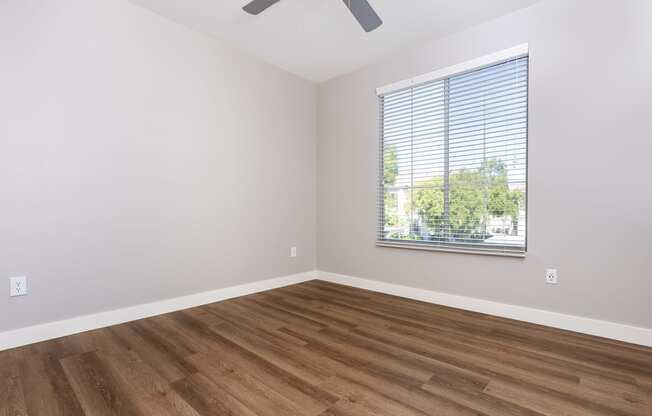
(317, 0), (652, 328)
(0, 0), (317, 332)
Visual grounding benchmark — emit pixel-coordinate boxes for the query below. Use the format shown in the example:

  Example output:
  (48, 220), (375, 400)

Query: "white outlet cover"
(290, 246), (297, 257)
(10, 276), (28, 297)
(545, 269), (558, 285)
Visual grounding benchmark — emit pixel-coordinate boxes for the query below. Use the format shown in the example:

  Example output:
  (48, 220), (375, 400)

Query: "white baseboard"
(3, 269), (650, 350)
(0, 271), (317, 351)
(317, 271), (652, 347)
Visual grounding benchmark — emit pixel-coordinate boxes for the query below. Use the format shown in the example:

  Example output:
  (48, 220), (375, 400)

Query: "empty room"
(1, 0), (651, 415)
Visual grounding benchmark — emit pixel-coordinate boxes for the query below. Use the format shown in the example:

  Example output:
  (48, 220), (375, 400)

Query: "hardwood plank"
(186, 353), (307, 416)
(0, 376), (28, 416)
(168, 311), (338, 415)
(484, 379), (630, 416)
(279, 325), (432, 388)
(320, 375), (429, 416)
(211, 322), (335, 385)
(171, 373), (258, 416)
(235, 297), (326, 332)
(99, 350), (199, 416)
(19, 353), (85, 416)
(212, 305), (310, 351)
(109, 323), (196, 383)
(1, 279), (651, 416)
(421, 372), (546, 416)
(60, 351), (142, 416)
(0, 353), (28, 416)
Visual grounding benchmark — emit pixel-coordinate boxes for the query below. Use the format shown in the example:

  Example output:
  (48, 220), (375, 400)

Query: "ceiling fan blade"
(242, 0), (280, 15)
(342, 0), (382, 32)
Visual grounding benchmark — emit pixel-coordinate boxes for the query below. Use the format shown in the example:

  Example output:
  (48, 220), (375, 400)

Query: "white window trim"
(376, 44), (530, 257)
(376, 43), (529, 97)
(375, 241), (527, 258)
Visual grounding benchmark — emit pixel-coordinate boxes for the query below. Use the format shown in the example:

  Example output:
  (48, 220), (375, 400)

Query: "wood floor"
(1, 280), (651, 416)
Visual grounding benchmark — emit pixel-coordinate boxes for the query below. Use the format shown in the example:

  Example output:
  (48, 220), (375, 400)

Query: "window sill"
(376, 241), (526, 258)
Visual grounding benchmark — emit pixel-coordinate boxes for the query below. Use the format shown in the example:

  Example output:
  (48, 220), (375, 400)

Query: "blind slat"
(378, 56), (529, 253)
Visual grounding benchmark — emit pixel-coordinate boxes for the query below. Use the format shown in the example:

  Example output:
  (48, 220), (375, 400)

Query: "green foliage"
(508, 189), (524, 230)
(384, 191), (399, 227)
(383, 145), (402, 227)
(388, 232), (423, 240)
(390, 159), (523, 241)
(383, 145), (399, 186)
(412, 177), (444, 230)
(449, 170), (485, 237)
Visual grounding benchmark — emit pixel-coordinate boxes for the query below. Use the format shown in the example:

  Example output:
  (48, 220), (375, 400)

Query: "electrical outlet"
(545, 269), (558, 285)
(10, 276), (27, 297)
(290, 246), (297, 258)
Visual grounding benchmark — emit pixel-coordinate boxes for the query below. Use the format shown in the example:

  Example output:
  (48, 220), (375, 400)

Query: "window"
(377, 46), (528, 256)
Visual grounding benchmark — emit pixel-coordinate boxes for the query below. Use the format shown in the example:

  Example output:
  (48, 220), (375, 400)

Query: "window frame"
(376, 45), (529, 257)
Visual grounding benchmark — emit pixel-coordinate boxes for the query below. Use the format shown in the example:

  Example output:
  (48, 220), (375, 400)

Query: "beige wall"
(0, 0), (317, 332)
(2, 0), (651, 335)
(317, 0), (652, 328)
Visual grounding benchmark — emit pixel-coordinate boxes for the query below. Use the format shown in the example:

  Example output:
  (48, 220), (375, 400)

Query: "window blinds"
(377, 54), (528, 255)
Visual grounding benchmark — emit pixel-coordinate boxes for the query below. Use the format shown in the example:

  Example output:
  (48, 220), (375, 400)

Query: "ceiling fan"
(242, 0), (383, 32)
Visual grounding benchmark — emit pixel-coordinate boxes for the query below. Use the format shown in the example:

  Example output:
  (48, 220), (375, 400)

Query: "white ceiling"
(129, 0), (540, 83)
